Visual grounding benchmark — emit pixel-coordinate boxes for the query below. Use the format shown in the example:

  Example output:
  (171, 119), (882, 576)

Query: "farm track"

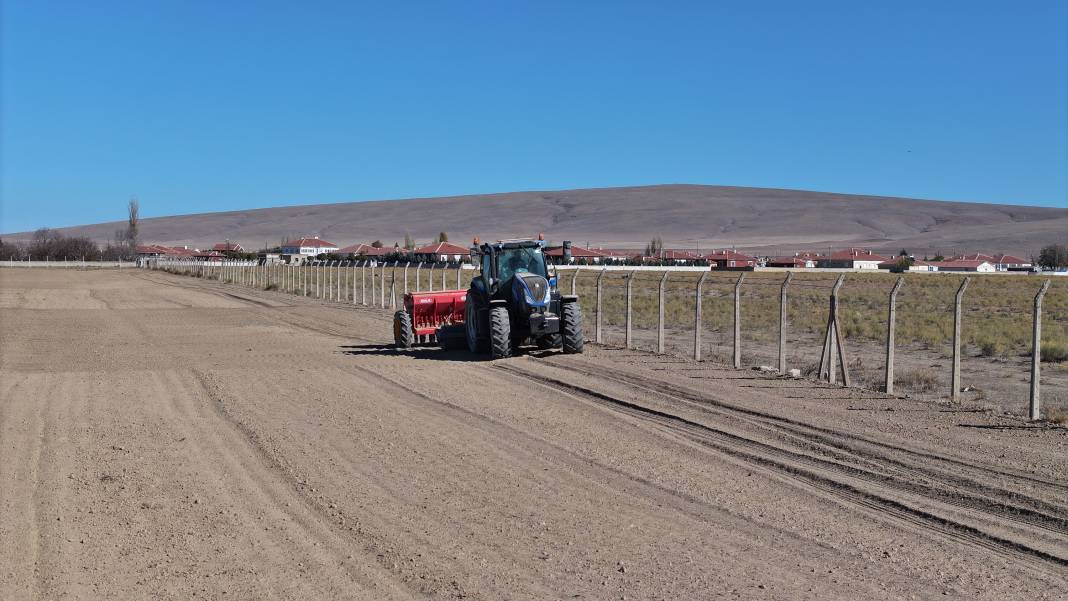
(495, 362), (1068, 570)
(2, 268), (1067, 600)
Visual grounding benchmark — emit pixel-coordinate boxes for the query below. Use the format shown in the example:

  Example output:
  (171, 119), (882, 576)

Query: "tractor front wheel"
(561, 302), (584, 354)
(393, 310), (415, 349)
(489, 306), (513, 359)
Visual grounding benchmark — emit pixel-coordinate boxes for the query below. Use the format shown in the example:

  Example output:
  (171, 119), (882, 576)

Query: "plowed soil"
(1, 268), (1065, 600)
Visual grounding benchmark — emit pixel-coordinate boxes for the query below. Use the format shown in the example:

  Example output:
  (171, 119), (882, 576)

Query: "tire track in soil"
(166, 368), (418, 600)
(496, 362), (1068, 574)
(543, 357), (1068, 514)
(0, 373), (44, 600)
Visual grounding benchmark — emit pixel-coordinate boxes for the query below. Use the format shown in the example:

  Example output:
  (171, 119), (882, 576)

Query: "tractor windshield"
(497, 247), (547, 282)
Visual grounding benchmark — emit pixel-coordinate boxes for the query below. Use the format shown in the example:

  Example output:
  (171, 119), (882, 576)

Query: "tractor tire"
(393, 310), (415, 349)
(438, 324), (467, 350)
(465, 301), (489, 353)
(489, 306), (513, 359)
(561, 302), (584, 354)
(537, 333), (562, 349)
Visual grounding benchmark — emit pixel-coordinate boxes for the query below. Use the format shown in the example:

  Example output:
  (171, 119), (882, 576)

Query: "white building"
(280, 237), (339, 256)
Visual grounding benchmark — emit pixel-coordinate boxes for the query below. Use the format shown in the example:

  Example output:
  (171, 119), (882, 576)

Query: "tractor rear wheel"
(489, 306), (513, 359)
(393, 310), (415, 349)
(561, 302), (584, 354)
(465, 301), (488, 353)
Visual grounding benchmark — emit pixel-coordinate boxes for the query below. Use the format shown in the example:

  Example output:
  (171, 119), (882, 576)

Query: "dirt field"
(1, 268), (1066, 600)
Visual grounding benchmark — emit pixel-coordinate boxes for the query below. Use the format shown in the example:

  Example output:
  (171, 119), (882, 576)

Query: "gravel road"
(1, 268), (1065, 600)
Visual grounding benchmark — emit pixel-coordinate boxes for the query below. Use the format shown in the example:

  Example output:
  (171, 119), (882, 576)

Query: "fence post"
(595, 268), (607, 344)
(416, 262), (423, 292)
(361, 261), (368, 305)
(1029, 279), (1052, 420)
(456, 263), (461, 289)
(694, 271), (710, 361)
(370, 263), (376, 306)
(951, 277), (971, 403)
(778, 272), (793, 373)
(403, 263), (410, 295)
(625, 272), (634, 349)
(818, 275), (848, 385)
(571, 269), (578, 296)
(441, 263), (446, 290)
(390, 264), (397, 309)
(657, 271), (670, 354)
(884, 276), (905, 394)
(381, 262), (390, 307)
(428, 263), (435, 292)
(733, 273), (746, 369)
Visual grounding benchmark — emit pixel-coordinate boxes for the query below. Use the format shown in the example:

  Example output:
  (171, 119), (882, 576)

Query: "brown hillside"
(6, 185), (1065, 257)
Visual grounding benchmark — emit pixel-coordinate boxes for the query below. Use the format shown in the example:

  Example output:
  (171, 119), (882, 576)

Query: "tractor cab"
(464, 237), (584, 359)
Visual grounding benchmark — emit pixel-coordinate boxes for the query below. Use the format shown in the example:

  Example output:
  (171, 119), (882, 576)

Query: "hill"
(6, 185), (1065, 257)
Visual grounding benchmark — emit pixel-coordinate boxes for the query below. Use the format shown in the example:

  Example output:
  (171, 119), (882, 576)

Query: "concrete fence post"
(1030, 279), (1052, 421)
(951, 277), (971, 403)
(778, 272), (793, 373)
(456, 264), (461, 290)
(733, 273), (746, 369)
(694, 272), (710, 361)
(571, 270), (578, 296)
(428, 263), (436, 292)
(390, 265), (397, 309)
(352, 263), (358, 304)
(657, 271), (670, 354)
(416, 262), (423, 292)
(370, 264), (376, 306)
(403, 263), (410, 295)
(361, 261), (368, 305)
(625, 272), (634, 349)
(818, 275), (849, 385)
(441, 263), (446, 290)
(884, 276), (905, 394)
(595, 268), (607, 344)
(381, 262), (390, 307)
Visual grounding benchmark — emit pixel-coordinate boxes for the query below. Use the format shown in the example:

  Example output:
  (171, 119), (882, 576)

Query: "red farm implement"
(393, 290), (467, 349)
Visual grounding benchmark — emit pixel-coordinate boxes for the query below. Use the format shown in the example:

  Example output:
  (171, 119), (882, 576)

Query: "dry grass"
(1046, 406), (1068, 425)
(896, 368), (940, 393)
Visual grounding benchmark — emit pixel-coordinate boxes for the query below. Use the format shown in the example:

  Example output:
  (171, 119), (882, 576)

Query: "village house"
(954, 253), (1032, 272)
(545, 245), (611, 265)
(704, 249), (756, 269)
(877, 258), (938, 272)
(279, 237), (339, 256)
(818, 248), (888, 269)
(656, 249), (702, 265)
(928, 259), (996, 273)
(765, 255), (816, 268)
(212, 241), (244, 253)
(411, 242), (471, 263)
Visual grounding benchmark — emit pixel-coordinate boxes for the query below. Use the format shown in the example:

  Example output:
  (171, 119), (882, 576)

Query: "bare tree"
(127, 197), (140, 248)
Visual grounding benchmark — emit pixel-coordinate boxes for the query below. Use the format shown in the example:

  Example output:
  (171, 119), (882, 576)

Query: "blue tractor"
(464, 238), (584, 359)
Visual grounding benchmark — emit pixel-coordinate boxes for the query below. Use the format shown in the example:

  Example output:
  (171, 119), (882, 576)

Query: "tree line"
(0, 199), (141, 261)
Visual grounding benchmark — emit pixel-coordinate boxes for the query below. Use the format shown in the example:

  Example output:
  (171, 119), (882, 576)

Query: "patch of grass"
(1046, 406), (1068, 425)
(1041, 341), (1068, 363)
(897, 368), (939, 393)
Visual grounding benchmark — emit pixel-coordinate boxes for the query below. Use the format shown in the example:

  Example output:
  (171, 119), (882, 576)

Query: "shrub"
(1041, 341), (1068, 363)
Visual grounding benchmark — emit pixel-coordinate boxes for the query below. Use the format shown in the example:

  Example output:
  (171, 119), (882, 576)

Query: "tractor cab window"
(497, 247), (547, 282)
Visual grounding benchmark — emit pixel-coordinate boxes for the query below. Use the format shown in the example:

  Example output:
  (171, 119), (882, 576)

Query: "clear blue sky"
(2, 0), (1066, 233)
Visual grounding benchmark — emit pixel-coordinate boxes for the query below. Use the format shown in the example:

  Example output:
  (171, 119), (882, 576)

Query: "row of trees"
(1, 199), (141, 261)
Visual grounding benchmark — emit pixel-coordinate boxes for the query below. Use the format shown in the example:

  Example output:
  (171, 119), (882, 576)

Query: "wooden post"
(694, 272), (710, 361)
(625, 272), (634, 349)
(884, 277), (905, 394)
(951, 277), (971, 403)
(733, 273), (746, 369)
(657, 272), (670, 354)
(1030, 279), (1051, 420)
(595, 268), (607, 344)
(778, 272), (793, 373)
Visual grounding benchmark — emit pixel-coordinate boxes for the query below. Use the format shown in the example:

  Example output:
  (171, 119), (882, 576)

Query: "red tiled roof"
(768, 256), (810, 266)
(994, 254), (1029, 264)
(955, 253), (995, 262)
(283, 237), (337, 248)
(212, 242), (243, 252)
(412, 242), (470, 255)
(657, 249), (701, 260)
